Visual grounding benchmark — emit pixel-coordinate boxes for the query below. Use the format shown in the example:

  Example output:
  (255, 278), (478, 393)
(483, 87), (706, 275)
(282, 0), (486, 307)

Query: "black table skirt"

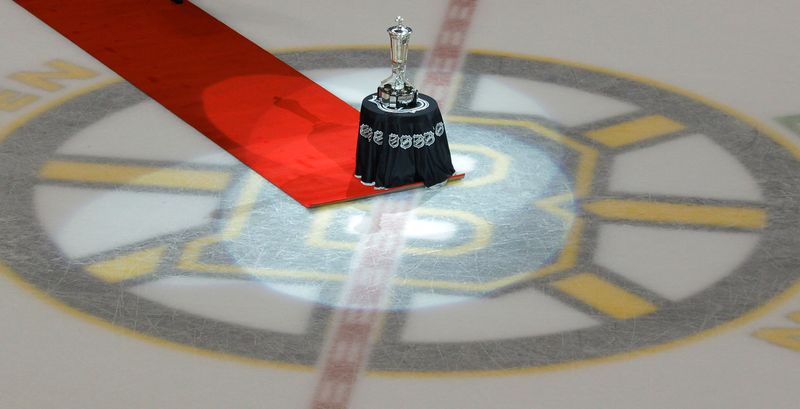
(355, 93), (456, 189)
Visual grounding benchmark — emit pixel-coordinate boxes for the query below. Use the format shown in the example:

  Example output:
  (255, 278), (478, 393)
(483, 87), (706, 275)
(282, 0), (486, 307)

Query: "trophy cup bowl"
(378, 16), (419, 109)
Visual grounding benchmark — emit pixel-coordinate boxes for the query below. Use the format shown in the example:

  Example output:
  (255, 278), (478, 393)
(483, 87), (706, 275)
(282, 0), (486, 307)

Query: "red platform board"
(14, 0), (463, 207)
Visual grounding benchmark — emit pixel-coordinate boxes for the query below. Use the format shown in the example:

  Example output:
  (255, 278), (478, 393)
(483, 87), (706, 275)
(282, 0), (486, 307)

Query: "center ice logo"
(1, 48), (799, 373)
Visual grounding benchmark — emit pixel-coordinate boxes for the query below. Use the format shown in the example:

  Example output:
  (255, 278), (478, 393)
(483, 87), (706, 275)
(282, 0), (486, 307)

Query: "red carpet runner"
(15, 0), (462, 207)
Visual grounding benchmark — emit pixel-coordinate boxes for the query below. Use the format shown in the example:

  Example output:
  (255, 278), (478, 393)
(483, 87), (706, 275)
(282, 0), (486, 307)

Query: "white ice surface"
(0, 272), (318, 409)
(301, 68), (388, 105)
(57, 101), (239, 165)
(132, 277), (319, 334)
(594, 224), (760, 301)
(471, 75), (639, 126)
(402, 290), (599, 342)
(609, 134), (764, 202)
(34, 186), (218, 259)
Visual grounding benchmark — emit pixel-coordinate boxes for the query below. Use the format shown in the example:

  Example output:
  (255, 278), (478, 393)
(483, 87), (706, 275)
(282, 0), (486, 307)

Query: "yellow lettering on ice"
(10, 59), (98, 92)
(754, 312), (800, 352)
(0, 89), (38, 112)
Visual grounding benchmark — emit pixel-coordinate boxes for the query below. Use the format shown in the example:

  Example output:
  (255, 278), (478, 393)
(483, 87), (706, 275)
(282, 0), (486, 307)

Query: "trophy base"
(377, 84), (418, 110)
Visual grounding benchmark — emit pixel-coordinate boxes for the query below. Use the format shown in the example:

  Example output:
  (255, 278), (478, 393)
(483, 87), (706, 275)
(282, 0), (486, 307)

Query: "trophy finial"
(396, 16), (404, 26)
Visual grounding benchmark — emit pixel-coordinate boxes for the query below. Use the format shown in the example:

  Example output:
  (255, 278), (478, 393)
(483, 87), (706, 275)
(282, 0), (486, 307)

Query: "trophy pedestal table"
(355, 93), (456, 189)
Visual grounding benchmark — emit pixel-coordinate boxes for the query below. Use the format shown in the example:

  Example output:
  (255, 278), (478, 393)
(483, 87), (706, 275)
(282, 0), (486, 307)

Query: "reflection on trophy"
(378, 16), (419, 109)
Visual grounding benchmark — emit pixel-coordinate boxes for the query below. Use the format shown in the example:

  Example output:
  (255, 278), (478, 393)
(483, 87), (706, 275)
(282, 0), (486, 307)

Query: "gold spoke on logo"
(584, 115), (685, 148)
(552, 272), (658, 319)
(583, 199), (766, 229)
(85, 246), (167, 283)
(39, 160), (232, 191)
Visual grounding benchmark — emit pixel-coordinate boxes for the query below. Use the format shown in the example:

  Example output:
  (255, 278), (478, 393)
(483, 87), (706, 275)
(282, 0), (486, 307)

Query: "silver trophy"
(378, 16), (419, 109)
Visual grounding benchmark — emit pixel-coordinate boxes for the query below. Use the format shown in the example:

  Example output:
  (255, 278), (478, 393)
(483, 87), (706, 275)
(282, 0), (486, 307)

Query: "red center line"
(309, 2), (477, 408)
(418, 0), (478, 106)
(311, 198), (416, 409)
